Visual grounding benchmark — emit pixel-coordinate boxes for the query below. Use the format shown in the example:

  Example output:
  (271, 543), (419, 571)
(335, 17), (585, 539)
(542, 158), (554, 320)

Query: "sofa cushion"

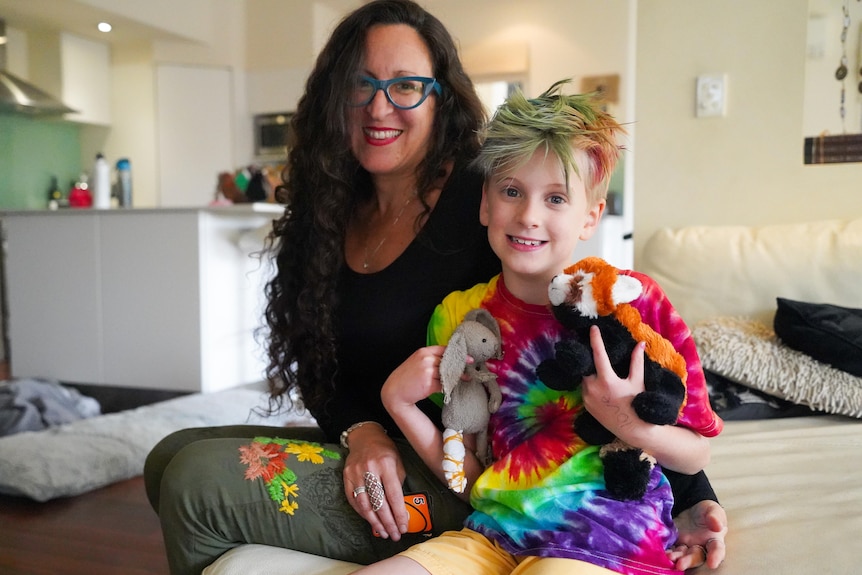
(641, 218), (862, 326)
(773, 298), (862, 378)
(692, 316), (862, 418)
(202, 545), (360, 575)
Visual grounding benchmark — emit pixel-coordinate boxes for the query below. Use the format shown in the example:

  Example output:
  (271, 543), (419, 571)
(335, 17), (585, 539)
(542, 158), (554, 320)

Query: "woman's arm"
(581, 327), (710, 474)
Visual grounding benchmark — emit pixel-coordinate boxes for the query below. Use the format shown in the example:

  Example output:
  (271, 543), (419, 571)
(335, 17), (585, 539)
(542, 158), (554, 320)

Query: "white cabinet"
(1, 205), (281, 393)
(61, 33), (111, 125)
(24, 30), (111, 125)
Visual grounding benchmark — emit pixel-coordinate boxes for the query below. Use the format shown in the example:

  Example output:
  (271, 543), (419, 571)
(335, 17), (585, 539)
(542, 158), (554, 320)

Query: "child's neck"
(500, 270), (553, 306)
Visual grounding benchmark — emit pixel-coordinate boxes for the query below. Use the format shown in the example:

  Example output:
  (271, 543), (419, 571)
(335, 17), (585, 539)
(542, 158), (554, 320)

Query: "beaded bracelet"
(339, 420), (385, 449)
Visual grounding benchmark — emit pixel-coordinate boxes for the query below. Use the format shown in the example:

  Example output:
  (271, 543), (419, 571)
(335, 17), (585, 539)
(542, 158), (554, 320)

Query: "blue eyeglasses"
(349, 75), (442, 110)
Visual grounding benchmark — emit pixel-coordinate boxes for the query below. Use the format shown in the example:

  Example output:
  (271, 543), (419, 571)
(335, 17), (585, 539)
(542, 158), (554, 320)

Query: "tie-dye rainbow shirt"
(427, 273), (722, 575)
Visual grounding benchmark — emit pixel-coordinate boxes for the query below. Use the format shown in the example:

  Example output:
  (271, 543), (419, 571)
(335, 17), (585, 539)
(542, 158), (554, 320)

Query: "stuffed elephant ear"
(439, 331), (468, 402)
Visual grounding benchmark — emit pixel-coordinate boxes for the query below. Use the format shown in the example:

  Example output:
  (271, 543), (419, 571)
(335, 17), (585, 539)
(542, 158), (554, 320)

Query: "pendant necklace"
(363, 193), (415, 270)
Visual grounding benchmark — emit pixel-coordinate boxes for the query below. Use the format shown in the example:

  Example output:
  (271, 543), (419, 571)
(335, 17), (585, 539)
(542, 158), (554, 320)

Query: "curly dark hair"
(263, 0), (486, 415)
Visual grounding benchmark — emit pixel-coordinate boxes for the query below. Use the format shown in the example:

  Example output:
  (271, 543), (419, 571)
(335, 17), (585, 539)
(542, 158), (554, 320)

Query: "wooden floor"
(0, 476), (170, 575)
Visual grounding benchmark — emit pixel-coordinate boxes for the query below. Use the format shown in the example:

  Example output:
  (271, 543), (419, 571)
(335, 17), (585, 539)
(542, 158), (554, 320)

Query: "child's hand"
(381, 345), (446, 414)
(581, 325), (647, 444)
(583, 325), (710, 473)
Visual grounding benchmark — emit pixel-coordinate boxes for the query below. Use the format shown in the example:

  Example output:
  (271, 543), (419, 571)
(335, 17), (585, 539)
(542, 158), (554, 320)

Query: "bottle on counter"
(47, 176), (64, 210)
(114, 158), (132, 207)
(92, 153), (111, 209)
(68, 173), (92, 208)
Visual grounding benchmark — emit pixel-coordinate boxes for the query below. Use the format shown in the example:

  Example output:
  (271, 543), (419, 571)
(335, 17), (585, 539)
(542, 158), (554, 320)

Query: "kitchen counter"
(1, 205), (282, 392)
(0, 202), (285, 217)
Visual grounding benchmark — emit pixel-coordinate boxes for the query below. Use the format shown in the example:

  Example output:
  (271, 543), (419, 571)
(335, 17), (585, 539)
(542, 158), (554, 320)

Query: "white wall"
(633, 0), (862, 267)
(16, 0), (861, 227)
(243, 0), (636, 237)
(102, 0), (248, 207)
(244, 0), (632, 122)
(106, 43), (157, 207)
(804, 0), (862, 136)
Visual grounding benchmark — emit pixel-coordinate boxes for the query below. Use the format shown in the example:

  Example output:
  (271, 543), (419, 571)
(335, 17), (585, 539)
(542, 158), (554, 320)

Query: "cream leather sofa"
(206, 217), (862, 575)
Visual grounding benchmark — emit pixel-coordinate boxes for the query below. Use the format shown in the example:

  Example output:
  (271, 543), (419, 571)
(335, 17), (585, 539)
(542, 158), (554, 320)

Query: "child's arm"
(380, 346), (484, 502)
(582, 326), (710, 474)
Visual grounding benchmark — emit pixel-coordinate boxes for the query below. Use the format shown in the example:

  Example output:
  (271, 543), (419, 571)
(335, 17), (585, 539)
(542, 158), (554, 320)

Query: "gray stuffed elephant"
(439, 308), (503, 493)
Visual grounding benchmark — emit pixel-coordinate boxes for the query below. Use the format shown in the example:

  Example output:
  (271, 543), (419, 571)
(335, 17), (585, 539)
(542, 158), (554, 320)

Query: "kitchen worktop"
(1, 206), (280, 392)
(0, 202), (286, 217)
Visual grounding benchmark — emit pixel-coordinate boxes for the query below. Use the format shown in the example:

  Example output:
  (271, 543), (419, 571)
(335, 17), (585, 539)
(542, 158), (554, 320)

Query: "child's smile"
(509, 235), (546, 248)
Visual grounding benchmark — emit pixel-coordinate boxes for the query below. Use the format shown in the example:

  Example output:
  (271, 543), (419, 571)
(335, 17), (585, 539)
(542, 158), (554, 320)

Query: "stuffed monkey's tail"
(442, 428), (467, 493)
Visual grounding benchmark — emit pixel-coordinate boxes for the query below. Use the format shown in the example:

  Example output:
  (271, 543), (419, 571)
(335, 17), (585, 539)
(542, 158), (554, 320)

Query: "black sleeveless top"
(314, 163), (500, 441)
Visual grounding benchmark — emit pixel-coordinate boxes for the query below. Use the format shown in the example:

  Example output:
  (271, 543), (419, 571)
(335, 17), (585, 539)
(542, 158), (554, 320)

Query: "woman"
(144, 2), (726, 574)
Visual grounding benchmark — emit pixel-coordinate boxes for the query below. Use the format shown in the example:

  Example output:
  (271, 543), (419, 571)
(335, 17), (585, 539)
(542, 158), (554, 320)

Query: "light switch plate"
(696, 74), (727, 118)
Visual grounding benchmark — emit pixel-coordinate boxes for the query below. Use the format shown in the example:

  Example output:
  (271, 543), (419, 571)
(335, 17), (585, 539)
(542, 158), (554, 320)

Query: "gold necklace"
(363, 194), (415, 270)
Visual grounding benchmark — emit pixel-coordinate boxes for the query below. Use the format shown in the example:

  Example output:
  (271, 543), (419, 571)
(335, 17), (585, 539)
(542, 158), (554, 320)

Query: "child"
(358, 81), (723, 575)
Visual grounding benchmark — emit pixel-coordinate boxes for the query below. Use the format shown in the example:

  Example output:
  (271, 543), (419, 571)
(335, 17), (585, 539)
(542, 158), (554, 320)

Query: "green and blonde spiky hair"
(472, 79), (625, 205)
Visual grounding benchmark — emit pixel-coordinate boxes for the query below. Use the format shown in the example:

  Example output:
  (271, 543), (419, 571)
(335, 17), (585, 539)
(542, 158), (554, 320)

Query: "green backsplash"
(0, 114), (82, 210)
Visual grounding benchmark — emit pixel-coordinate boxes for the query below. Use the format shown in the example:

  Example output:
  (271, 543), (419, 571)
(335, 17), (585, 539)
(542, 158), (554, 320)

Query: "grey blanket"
(0, 387), (315, 501)
(0, 379), (101, 436)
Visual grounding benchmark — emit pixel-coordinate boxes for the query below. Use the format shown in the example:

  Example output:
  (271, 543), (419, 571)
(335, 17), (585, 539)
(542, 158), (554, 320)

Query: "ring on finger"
(363, 471), (385, 512)
(352, 485), (367, 498)
(692, 544), (708, 562)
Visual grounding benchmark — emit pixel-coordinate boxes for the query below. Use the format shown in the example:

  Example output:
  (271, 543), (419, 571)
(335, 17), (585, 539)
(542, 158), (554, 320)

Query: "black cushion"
(773, 298), (862, 378)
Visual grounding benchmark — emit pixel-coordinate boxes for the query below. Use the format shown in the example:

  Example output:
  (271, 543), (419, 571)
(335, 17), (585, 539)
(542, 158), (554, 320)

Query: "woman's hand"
(342, 424), (408, 541)
(669, 500), (728, 570)
(343, 346), (448, 541)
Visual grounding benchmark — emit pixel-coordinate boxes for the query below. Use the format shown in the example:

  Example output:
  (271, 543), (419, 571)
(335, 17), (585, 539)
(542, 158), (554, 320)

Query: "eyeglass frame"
(349, 75), (443, 110)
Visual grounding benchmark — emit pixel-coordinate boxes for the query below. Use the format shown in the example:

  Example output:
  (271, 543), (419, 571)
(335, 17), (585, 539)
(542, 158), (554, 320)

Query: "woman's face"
(348, 24), (437, 183)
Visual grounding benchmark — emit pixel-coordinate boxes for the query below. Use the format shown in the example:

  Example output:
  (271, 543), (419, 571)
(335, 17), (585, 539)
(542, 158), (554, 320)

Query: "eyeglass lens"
(350, 77), (436, 109)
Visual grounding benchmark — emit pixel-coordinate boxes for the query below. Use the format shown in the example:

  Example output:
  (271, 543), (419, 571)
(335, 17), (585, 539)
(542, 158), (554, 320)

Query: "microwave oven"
(254, 112), (294, 161)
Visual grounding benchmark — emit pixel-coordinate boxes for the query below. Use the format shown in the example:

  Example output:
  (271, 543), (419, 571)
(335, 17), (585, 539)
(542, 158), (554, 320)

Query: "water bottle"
(92, 153), (111, 209)
(115, 158), (132, 207)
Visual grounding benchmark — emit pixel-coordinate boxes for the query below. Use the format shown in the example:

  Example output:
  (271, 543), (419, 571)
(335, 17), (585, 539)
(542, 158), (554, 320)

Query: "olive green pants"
(144, 426), (472, 575)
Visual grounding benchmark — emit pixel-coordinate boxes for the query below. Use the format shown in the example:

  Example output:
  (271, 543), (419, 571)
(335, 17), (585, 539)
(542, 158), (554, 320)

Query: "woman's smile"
(363, 127), (403, 145)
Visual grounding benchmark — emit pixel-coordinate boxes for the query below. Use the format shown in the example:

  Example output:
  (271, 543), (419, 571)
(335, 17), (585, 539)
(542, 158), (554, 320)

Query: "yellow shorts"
(399, 528), (615, 575)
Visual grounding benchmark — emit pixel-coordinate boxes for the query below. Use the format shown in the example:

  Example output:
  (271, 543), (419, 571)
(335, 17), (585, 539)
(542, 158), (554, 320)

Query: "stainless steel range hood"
(0, 18), (76, 116)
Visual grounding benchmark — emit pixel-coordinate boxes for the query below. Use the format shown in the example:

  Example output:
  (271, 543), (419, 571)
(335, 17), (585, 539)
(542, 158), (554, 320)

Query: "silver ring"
(363, 471), (385, 512)
(352, 485), (367, 498)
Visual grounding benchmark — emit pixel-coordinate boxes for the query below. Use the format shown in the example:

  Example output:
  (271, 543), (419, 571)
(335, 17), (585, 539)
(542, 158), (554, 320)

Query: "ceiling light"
(97, 22), (112, 33)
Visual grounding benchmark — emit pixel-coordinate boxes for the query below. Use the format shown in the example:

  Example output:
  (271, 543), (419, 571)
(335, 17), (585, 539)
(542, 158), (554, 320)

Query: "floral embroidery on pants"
(239, 437), (341, 516)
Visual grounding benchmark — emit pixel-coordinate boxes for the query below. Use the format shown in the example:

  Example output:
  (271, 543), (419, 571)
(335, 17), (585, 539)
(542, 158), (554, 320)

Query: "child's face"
(480, 149), (604, 303)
